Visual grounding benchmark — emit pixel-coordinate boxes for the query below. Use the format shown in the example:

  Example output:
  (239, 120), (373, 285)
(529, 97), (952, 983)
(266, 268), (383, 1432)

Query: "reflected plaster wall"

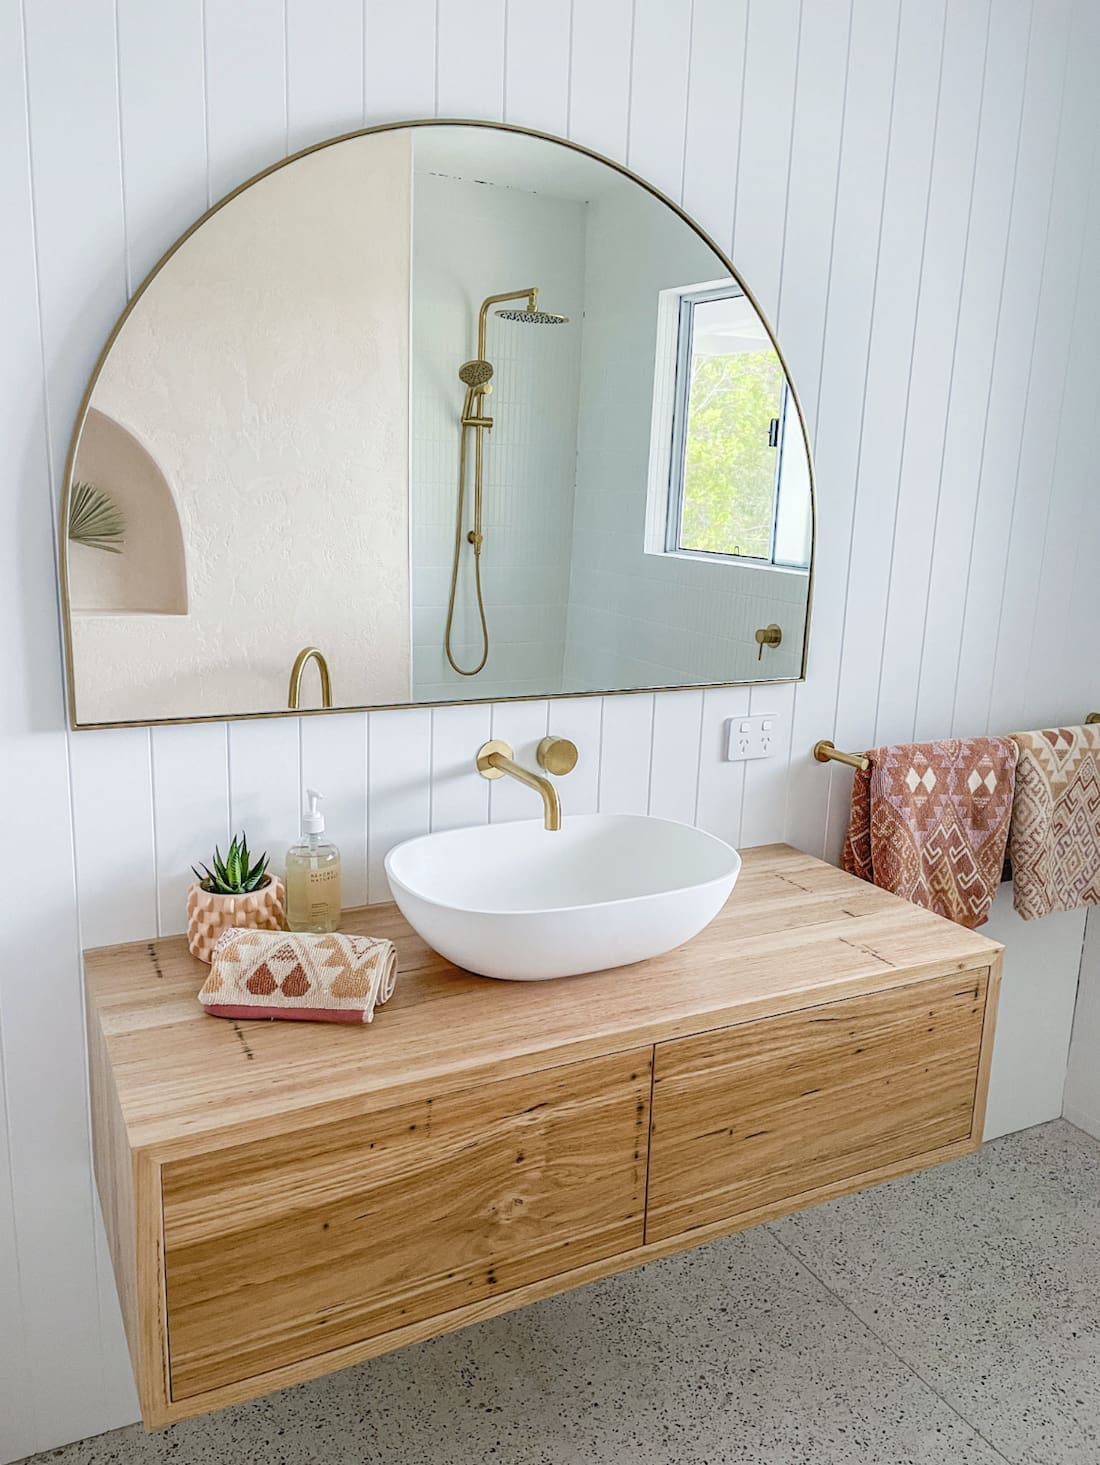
(70, 131), (412, 722)
(68, 408), (187, 615)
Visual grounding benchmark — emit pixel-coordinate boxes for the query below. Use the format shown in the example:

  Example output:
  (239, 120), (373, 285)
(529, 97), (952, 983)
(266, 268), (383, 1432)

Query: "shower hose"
(444, 414), (490, 676)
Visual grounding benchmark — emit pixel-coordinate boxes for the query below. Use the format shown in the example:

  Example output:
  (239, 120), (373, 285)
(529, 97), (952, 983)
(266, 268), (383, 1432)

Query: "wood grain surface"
(646, 967), (990, 1241)
(163, 1051), (650, 1398)
(85, 845), (1001, 1157)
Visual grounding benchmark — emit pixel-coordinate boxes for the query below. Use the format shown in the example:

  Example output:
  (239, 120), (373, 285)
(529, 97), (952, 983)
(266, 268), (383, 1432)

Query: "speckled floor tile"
(21, 1227), (1004, 1465)
(770, 1119), (1100, 1465)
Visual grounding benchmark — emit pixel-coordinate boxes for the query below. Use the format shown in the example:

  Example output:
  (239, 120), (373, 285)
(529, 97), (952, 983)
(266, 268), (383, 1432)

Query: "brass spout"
(288, 647), (332, 709)
(475, 736), (578, 831)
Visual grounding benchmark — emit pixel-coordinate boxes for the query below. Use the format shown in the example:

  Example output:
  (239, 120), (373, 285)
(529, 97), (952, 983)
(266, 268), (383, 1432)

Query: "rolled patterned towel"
(198, 928), (398, 1024)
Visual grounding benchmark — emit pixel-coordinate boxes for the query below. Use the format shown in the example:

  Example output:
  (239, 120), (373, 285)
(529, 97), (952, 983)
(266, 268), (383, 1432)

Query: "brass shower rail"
(813, 712), (1100, 774)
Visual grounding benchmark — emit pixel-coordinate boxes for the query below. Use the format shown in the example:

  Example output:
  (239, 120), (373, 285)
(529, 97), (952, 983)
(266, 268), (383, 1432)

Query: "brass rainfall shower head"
(494, 308), (569, 324)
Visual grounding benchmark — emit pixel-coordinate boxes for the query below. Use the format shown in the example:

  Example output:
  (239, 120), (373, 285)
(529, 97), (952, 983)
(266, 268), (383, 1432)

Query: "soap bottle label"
(305, 867), (339, 918)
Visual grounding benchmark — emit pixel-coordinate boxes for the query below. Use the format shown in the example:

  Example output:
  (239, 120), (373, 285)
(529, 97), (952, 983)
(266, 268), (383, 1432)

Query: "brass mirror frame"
(59, 118), (816, 731)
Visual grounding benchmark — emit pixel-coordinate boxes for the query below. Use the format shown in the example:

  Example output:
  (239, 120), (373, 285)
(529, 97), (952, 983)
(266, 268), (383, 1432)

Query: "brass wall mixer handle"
(536, 736), (579, 776)
(755, 624), (782, 661)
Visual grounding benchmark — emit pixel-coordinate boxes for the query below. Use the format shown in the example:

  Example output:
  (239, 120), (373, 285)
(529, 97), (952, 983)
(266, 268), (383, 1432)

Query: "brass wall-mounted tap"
(287, 647), (332, 709)
(475, 736), (578, 831)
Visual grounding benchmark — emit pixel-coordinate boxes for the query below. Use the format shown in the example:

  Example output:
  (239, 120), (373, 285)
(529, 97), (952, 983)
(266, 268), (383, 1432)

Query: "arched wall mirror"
(60, 121), (815, 729)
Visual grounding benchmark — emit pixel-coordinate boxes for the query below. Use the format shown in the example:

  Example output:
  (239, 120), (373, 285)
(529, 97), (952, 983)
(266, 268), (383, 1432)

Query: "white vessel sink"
(384, 813), (741, 981)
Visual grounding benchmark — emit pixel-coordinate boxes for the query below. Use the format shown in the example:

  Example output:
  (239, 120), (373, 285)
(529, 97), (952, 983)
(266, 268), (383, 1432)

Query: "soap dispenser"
(285, 789), (342, 933)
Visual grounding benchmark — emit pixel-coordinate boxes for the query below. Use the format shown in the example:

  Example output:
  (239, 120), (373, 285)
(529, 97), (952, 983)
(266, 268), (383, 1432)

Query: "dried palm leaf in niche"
(68, 481), (125, 553)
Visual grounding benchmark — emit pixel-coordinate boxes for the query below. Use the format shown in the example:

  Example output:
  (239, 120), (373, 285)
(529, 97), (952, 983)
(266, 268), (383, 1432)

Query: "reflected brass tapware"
(754, 624), (783, 661)
(59, 118), (816, 731)
(476, 735), (578, 831)
(288, 647), (333, 710)
(813, 740), (871, 773)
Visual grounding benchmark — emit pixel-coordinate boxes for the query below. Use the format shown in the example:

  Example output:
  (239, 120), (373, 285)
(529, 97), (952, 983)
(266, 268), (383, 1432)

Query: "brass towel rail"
(815, 714), (1100, 774)
(813, 741), (870, 772)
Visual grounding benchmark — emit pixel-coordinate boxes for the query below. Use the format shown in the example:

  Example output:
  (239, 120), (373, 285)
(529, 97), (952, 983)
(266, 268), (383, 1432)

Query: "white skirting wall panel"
(1065, 909), (1100, 1141)
(2, 0), (1099, 1457)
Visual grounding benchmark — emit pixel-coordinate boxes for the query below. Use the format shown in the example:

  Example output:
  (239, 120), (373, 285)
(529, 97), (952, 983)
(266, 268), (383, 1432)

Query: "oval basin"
(384, 813), (741, 980)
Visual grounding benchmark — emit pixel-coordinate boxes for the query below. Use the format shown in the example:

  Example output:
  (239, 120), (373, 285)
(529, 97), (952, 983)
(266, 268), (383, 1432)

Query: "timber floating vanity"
(86, 844), (1003, 1429)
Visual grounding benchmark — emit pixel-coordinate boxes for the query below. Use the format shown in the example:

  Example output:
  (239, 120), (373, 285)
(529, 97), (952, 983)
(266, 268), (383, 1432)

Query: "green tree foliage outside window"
(678, 349), (786, 559)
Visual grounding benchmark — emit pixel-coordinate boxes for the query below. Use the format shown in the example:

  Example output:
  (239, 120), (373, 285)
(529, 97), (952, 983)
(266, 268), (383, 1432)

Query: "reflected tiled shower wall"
(411, 169), (585, 700)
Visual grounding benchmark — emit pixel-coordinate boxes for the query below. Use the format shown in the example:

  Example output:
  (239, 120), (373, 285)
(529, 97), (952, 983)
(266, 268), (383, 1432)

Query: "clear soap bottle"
(285, 789), (342, 933)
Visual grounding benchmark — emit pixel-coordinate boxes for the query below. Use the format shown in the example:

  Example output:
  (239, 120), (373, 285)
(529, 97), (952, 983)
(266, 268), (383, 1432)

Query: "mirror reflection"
(63, 123), (813, 727)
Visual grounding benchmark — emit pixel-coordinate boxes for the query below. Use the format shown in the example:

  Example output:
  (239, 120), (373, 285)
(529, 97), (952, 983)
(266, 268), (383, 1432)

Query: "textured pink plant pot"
(186, 875), (287, 963)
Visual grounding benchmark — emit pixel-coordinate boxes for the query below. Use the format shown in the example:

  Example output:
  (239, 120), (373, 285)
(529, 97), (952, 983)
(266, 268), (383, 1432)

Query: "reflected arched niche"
(68, 408), (188, 615)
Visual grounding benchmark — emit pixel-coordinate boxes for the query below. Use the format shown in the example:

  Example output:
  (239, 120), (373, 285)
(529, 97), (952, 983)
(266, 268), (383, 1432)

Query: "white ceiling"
(412, 125), (625, 203)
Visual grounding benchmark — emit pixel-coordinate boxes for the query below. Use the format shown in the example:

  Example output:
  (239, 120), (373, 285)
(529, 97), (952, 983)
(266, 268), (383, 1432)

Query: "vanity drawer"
(646, 968), (989, 1243)
(162, 1050), (650, 1400)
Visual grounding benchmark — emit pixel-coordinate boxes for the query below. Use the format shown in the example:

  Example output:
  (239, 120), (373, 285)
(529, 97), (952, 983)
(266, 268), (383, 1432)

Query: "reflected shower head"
(494, 309), (570, 324)
(459, 358), (494, 387)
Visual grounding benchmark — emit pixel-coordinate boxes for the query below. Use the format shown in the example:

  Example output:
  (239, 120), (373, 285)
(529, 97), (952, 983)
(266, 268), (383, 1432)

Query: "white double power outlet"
(724, 714), (779, 762)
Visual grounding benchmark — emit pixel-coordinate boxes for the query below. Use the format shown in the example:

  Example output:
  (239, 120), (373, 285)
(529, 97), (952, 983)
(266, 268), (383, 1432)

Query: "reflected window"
(661, 283), (811, 570)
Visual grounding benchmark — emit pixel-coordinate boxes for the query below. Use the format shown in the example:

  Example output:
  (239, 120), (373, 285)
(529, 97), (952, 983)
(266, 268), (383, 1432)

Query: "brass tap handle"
(537, 736), (578, 776)
(755, 624), (783, 661)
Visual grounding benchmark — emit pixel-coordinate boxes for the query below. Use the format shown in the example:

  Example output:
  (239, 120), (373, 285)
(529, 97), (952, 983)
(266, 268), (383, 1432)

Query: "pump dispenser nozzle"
(303, 788), (325, 835)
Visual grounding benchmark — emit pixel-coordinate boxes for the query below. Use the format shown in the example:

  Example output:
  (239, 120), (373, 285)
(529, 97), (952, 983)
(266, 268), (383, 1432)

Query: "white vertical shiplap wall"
(2, 1), (1099, 1458)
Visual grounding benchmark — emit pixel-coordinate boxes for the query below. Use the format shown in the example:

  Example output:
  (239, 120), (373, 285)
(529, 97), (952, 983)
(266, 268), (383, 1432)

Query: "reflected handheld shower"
(458, 359), (494, 387)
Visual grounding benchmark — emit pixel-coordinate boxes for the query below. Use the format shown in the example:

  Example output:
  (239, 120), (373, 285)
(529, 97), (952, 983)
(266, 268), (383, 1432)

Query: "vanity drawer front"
(646, 968), (989, 1243)
(162, 1050), (650, 1400)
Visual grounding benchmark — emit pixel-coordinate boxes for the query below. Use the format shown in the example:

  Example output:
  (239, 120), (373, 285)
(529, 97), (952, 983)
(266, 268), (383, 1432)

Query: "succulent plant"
(68, 480), (125, 553)
(192, 834), (271, 895)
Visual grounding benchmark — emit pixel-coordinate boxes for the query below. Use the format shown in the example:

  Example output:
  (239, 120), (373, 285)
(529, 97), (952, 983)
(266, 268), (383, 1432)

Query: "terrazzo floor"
(23, 1119), (1099, 1465)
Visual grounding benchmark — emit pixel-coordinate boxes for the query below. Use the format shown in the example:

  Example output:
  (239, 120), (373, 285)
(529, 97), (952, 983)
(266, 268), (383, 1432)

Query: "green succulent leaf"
(242, 851), (270, 891)
(193, 833), (270, 895)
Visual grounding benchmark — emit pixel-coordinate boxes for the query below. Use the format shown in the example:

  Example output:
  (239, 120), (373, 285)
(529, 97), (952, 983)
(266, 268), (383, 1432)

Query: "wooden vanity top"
(84, 844), (1000, 1159)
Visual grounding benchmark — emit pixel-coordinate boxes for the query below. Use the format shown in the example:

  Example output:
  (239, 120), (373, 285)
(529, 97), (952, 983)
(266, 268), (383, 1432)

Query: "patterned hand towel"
(842, 738), (1017, 928)
(1008, 724), (1100, 920)
(198, 929), (397, 1024)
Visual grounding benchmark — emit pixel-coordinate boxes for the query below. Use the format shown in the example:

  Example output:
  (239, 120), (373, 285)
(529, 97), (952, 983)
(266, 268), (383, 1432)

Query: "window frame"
(661, 280), (804, 571)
